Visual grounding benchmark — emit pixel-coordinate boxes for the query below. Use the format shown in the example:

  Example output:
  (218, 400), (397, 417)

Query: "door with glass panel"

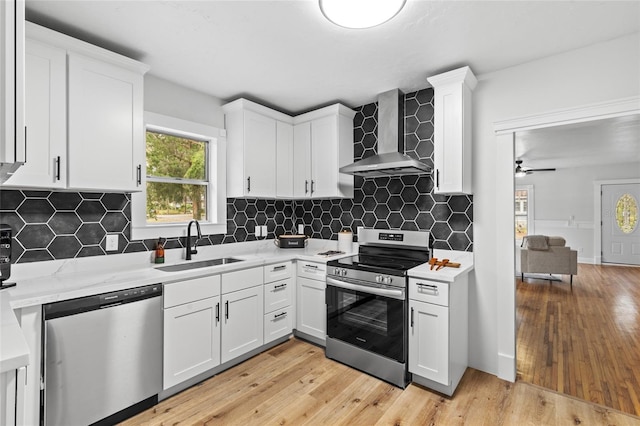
(602, 183), (640, 265)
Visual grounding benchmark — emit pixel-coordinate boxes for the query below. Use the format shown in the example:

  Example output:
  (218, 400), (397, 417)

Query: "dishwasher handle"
(44, 284), (163, 320)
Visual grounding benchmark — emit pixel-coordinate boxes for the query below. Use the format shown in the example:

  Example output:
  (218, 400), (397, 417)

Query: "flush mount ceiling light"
(319, 0), (406, 29)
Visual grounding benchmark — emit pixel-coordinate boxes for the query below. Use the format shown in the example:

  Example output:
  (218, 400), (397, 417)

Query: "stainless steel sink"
(156, 257), (243, 272)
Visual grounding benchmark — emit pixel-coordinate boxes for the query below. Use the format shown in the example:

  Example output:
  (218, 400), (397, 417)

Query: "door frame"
(594, 178), (640, 264)
(493, 96), (639, 382)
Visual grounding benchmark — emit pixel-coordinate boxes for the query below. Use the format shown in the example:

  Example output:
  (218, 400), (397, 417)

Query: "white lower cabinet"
(295, 261), (327, 344)
(263, 261), (294, 344)
(409, 299), (449, 385)
(220, 285), (264, 364)
(163, 275), (221, 390)
(1, 366), (27, 426)
(408, 276), (468, 396)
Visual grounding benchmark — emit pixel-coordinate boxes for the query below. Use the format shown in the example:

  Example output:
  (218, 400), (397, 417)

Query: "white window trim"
(131, 112), (227, 240)
(515, 184), (534, 243)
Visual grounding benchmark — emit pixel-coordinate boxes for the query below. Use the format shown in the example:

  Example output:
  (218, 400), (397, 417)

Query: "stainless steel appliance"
(43, 284), (162, 425)
(326, 228), (432, 388)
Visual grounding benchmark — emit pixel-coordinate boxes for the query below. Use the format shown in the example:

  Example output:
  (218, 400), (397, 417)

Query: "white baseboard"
(497, 352), (516, 383)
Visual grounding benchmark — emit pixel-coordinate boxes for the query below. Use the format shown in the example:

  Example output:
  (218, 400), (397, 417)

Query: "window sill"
(131, 222), (227, 241)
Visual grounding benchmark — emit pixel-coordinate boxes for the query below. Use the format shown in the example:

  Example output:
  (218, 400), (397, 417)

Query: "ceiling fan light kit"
(319, 0), (406, 29)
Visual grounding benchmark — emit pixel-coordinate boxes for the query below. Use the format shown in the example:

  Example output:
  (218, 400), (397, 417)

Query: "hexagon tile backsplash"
(0, 88), (472, 264)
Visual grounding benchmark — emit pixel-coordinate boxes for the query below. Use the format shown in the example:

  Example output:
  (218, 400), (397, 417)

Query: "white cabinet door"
(292, 121), (311, 198)
(221, 285), (264, 364)
(163, 296), (221, 389)
(428, 66), (476, 195)
(276, 120), (294, 198)
(5, 39), (66, 188)
(243, 110), (276, 197)
(409, 299), (449, 385)
(310, 115), (338, 198)
(0, 0), (26, 171)
(296, 276), (326, 343)
(67, 52), (144, 192)
(264, 306), (292, 344)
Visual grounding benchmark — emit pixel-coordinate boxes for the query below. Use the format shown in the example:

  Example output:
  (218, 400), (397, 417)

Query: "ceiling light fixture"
(319, 0), (406, 29)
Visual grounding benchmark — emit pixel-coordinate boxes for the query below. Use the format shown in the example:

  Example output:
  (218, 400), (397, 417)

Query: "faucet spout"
(186, 220), (202, 260)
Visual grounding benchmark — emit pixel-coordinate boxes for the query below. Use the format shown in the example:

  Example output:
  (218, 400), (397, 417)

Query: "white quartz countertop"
(408, 249), (474, 282)
(0, 239), (353, 372)
(1, 240), (474, 372)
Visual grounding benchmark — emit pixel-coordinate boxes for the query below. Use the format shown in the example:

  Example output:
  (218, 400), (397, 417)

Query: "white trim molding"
(494, 97), (639, 384)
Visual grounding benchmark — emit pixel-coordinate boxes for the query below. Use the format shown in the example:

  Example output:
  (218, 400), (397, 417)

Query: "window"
(515, 185), (534, 241)
(131, 112), (227, 240)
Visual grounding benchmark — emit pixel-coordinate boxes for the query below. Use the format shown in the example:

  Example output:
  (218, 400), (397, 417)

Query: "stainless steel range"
(325, 227), (432, 388)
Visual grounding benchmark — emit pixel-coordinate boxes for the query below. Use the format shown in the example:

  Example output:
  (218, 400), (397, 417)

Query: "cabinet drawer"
(264, 261), (293, 283)
(296, 261), (326, 281)
(264, 306), (292, 344)
(164, 275), (220, 309)
(264, 279), (292, 313)
(409, 278), (449, 307)
(221, 267), (264, 294)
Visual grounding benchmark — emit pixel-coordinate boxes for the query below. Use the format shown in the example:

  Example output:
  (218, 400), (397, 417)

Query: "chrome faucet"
(186, 220), (202, 260)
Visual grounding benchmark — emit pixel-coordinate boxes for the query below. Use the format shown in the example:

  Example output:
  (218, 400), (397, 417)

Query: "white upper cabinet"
(5, 39), (66, 188)
(276, 120), (294, 198)
(0, 0), (26, 180)
(224, 99), (355, 199)
(224, 99), (288, 198)
(3, 22), (149, 191)
(67, 52), (145, 191)
(292, 105), (355, 199)
(427, 66), (477, 195)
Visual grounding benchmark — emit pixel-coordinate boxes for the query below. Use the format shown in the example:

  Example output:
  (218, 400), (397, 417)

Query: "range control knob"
(341, 269), (348, 277)
(333, 268), (341, 275)
(383, 276), (392, 284)
(375, 275), (383, 283)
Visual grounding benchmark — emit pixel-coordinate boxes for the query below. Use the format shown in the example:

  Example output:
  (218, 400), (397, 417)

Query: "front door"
(602, 183), (640, 265)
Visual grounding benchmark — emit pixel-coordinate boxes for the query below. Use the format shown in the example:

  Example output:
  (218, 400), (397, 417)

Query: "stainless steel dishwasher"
(43, 284), (162, 426)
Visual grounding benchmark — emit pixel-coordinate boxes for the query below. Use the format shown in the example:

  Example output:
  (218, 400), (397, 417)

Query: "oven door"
(326, 277), (406, 363)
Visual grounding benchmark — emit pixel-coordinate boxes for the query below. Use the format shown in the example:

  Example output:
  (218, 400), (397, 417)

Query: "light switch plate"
(255, 226), (262, 237)
(105, 234), (119, 251)
(298, 224), (304, 234)
(261, 225), (268, 236)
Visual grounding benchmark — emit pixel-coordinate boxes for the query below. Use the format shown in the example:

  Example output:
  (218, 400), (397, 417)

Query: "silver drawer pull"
(417, 283), (439, 293)
(273, 283), (287, 290)
(304, 264), (318, 269)
(273, 312), (287, 320)
(272, 265), (287, 271)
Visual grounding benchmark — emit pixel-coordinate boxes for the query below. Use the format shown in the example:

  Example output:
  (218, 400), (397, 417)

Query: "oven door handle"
(326, 277), (405, 300)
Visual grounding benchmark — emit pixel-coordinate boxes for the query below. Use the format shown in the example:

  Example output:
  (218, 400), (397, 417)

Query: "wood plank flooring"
(122, 338), (640, 425)
(517, 263), (640, 417)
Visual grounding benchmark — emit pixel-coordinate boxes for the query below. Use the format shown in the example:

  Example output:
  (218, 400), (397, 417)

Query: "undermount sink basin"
(156, 257), (244, 272)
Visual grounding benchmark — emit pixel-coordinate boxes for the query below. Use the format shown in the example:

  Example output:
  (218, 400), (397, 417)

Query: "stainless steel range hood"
(339, 89), (432, 177)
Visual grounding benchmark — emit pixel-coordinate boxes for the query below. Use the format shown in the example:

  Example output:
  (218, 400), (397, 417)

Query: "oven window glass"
(327, 285), (406, 362)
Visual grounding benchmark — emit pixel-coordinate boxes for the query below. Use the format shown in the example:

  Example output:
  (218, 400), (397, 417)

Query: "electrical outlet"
(298, 224), (304, 234)
(261, 225), (268, 236)
(105, 234), (119, 251)
(255, 226), (262, 237)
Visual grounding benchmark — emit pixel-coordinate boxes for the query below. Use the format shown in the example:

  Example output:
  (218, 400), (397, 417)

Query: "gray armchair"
(520, 236), (578, 289)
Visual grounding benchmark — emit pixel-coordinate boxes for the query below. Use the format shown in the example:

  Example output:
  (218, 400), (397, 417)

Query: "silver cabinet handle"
(311, 180), (315, 195)
(272, 265), (286, 271)
(411, 307), (414, 328)
(225, 300), (229, 319)
(305, 180), (309, 194)
(216, 302), (220, 322)
(417, 283), (439, 294)
(247, 176), (251, 192)
(326, 277), (405, 300)
(305, 264), (318, 269)
(136, 164), (142, 185)
(436, 169), (440, 189)
(273, 283), (287, 290)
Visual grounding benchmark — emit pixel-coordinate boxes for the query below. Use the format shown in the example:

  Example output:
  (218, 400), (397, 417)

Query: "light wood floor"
(517, 263), (640, 417)
(123, 338), (640, 425)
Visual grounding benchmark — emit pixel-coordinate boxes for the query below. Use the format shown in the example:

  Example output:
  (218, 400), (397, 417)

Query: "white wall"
(470, 32), (640, 377)
(144, 74), (225, 128)
(518, 162), (640, 263)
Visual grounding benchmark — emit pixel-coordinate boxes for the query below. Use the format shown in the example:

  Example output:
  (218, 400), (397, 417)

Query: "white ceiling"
(25, 0), (640, 115)
(25, 1), (640, 170)
(515, 115), (640, 171)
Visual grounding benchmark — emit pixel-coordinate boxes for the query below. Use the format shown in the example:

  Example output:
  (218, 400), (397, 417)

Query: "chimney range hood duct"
(339, 89), (432, 177)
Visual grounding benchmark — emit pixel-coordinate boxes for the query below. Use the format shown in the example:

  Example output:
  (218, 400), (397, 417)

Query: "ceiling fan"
(514, 160), (556, 177)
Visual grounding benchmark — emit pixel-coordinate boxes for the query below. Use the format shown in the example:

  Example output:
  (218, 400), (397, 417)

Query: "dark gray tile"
(17, 199), (55, 223)
(48, 192), (82, 210)
(76, 223), (105, 245)
(76, 200), (106, 222)
(16, 224), (54, 249)
(101, 193), (128, 210)
(49, 212), (82, 234)
(0, 190), (25, 210)
(48, 235), (81, 259)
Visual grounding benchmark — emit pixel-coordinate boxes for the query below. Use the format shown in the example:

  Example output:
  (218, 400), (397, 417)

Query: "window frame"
(515, 184), (534, 243)
(131, 112), (227, 240)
